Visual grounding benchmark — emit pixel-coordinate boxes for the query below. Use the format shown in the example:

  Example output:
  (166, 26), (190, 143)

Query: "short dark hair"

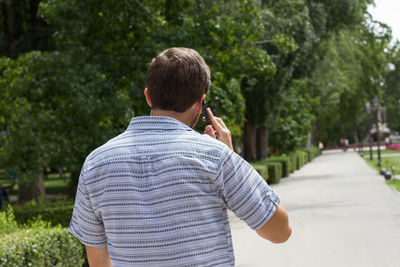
(146, 47), (211, 112)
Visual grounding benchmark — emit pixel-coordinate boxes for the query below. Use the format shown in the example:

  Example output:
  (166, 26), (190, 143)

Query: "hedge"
(267, 155), (291, 178)
(11, 200), (74, 227)
(251, 163), (269, 182)
(257, 160), (282, 184)
(291, 150), (308, 169)
(250, 147), (321, 185)
(301, 147), (321, 161)
(0, 206), (84, 267)
(266, 162), (282, 184)
(289, 154), (298, 172)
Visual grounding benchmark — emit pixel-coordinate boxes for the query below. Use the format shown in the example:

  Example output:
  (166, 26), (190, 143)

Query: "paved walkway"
(230, 150), (400, 267)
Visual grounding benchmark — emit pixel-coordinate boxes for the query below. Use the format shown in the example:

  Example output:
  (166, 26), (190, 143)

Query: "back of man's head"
(146, 47), (211, 112)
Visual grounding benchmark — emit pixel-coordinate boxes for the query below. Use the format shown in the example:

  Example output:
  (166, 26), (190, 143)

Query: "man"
(70, 47), (291, 267)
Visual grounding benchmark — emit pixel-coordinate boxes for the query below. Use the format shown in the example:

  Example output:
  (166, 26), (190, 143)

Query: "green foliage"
(290, 150), (308, 169)
(0, 227), (84, 267)
(0, 0), (396, 199)
(312, 19), (391, 146)
(383, 44), (400, 133)
(302, 147), (321, 160)
(386, 179), (400, 192)
(256, 160), (282, 184)
(269, 79), (315, 153)
(251, 163), (269, 182)
(0, 206), (84, 267)
(11, 199), (74, 227)
(0, 206), (18, 235)
(265, 161), (282, 184)
(0, 51), (133, 194)
(267, 155), (291, 178)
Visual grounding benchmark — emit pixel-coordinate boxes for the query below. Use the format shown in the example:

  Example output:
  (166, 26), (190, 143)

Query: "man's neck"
(149, 109), (196, 128)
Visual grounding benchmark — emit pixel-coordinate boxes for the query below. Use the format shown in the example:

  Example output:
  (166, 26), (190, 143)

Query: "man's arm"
(86, 246), (113, 267)
(205, 108), (292, 243)
(256, 204), (292, 243)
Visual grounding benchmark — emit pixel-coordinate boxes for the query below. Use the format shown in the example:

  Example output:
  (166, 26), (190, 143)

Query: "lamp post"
(373, 97), (382, 167)
(365, 102), (373, 160)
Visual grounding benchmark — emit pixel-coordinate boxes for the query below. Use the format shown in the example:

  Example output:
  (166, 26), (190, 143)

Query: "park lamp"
(373, 97), (382, 167)
(365, 101), (373, 161)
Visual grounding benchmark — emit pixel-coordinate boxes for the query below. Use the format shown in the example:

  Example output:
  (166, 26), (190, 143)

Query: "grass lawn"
(361, 153), (400, 192)
(363, 154), (400, 174)
(360, 148), (400, 157)
(387, 179), (400, 192)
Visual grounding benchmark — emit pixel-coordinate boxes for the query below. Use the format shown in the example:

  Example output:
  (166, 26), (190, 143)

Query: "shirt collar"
(127, 116), (194, 131)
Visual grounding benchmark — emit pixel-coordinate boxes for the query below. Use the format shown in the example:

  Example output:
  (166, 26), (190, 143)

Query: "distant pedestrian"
(340, 138), (348, 152)
(318, 141), (324, 150)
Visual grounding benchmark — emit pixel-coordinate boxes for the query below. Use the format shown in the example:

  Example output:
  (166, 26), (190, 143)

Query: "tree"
(0, 51), (133, 200)
(312, 17), (391, 146)
(383, 43), (400, 134)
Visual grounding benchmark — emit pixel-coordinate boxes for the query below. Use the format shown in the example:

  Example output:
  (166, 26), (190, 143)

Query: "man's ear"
(144, 88), (152, 108)
(195, 94), (206, 114)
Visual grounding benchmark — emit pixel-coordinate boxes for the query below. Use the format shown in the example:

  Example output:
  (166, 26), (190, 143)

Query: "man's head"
(146, 47), (211, 112)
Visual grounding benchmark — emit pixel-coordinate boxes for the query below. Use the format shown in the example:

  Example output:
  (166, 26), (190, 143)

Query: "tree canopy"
(1, 0), (398, 201)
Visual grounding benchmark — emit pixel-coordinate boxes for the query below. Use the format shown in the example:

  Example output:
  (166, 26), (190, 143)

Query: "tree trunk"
(310, 120), (318, 147)
(68, 168), (81, 198)
(244, 120), (257, 162)
(18, 171), (45, 203)
(4, 0), (16, 56)
(256, 126), (269, 160)
(30, 0), (43, 49)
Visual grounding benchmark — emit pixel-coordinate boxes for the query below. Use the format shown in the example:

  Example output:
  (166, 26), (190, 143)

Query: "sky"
(368, 0), (400, 42)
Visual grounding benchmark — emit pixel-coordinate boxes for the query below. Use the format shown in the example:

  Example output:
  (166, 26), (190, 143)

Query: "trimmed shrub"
(289, 154), (298, 172)
(267, 155), (291, 178)
(291, 150), (308, 169)
(302, 147), (321, 160)
(251, 163), (269, 182)
(0, 207), (84, 267)
(12, 199), (74, 227)
(257, 161), (282, 184)
(0, 227), (84, 266)
(266, 162), (282, 184)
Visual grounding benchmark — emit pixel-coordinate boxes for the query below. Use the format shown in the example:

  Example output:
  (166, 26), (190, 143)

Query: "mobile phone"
(202, 99), (211, 125)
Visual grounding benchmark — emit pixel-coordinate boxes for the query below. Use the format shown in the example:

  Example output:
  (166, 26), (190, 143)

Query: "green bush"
(12, 199), (74, 227)
(291, 150), (308, 169)
(0, 207), (84, 267)
(0, 206), (18, 235)
(266, 162), (282, 184)
(257, 161), (282, 184)
(267, 155), (291, 178)
(289, 154), (298, 172)
(251, 163), (269, 182)
(301, 147), (321, 161)
(0, 227), (84, 267)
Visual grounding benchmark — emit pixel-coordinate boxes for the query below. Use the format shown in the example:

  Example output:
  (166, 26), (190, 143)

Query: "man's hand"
(204, 108), (233, 150)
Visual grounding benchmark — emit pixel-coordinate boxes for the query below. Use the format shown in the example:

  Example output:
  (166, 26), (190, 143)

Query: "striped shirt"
(69, 116), (280, 266)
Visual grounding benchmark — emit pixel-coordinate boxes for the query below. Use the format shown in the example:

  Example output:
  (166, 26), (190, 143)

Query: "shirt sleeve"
(69, 168), (107, 247)
(216, 148), (280, 230)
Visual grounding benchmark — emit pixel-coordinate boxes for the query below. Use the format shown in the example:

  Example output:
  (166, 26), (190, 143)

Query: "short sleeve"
(216, 148), (280, 230)
(69, 169), (107, 247)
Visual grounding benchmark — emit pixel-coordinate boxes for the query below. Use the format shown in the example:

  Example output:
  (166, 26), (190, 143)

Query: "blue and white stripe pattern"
(70, 116), (280, 266)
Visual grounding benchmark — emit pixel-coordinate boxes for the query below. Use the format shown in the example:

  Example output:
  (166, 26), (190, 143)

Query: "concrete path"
(230, 150), (400, 267)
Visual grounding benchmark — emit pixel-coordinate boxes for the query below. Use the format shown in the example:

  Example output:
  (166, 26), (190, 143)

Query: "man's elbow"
(269, 225), (292, 244)
(256, 204), (292, 244)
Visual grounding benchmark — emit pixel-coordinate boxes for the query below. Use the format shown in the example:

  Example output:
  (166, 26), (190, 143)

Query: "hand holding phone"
(203, 105), (233, 150)
(202, 99), (211, 125)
